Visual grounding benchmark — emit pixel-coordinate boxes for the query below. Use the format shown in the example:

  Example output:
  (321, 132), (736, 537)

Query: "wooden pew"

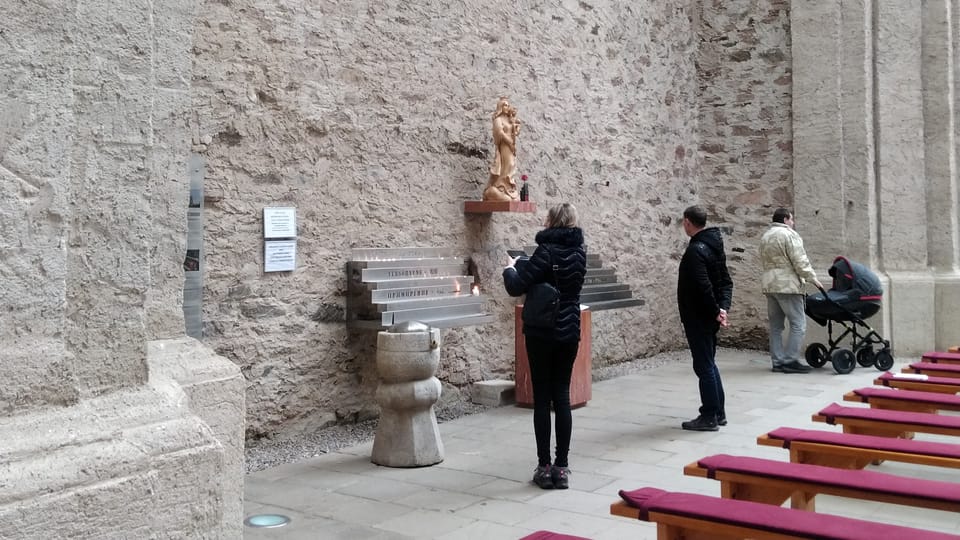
(684, 453), (960, 512)
(920, 351), (960, 364)
(875, 371), (960, 394)
(519, 532), (590, 540)
(757, 426), (960, 470)
(843, 386), (960, 414)
(903, 362), (960, 379)
(611, 487), (959, 540)
(813, 402), (960, 438)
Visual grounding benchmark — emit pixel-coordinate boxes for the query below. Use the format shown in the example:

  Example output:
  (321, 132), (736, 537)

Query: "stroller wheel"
(805, 343), (829, 368)
(831, 349), (856, 374)
(874, 350), (895, 371)
(855, 346), (875, 368)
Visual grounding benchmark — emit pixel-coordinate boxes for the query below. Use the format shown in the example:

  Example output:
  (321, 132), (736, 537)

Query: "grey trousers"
(767, 293), (807, 366)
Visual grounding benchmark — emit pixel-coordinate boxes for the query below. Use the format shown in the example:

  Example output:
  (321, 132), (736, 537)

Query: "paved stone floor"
(243, 349), (960, 539)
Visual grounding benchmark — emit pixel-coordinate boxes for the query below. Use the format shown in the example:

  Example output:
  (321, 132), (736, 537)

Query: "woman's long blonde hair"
(546, 203), (578, 228)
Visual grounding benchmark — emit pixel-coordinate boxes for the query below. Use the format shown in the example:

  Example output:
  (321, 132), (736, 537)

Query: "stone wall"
(192, 0), (708, 438)
(696, 0), (794, 347)
(188, 0), (797, 439)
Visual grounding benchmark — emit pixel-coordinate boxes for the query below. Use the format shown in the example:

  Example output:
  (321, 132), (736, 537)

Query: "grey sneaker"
(551, 466), (570, 490)
(532, 465), (554, 489)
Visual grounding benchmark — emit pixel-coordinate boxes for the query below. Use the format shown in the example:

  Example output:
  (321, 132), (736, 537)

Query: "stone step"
(374, 292), (488, 313)
(584, 298), (645, 312)
(350, 257), (466, 269)
(364, 275), (475, 290)
(581, 283), (631, 293)
(471, 379), (516, 407)
(583, 274), (618, 285)
(585, 267), (616, 278)
(361, 264), (467, 281)
(382, 302), (486, 326)
(581, 289), (635, 303)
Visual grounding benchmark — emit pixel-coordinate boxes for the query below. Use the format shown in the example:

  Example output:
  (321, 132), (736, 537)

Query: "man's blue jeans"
(766, 293), (807, 366)
(682, 319), (724, 420)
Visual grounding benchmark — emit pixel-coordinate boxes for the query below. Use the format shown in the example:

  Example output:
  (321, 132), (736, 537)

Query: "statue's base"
(464, 200), (537, 213)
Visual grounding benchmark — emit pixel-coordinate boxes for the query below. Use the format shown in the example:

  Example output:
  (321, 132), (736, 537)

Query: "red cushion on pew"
(877, 371), (960, 388)
(767, 426), (960, 459)
(519, 531), (591, 540)
(852, 386), (960, 406)
(909, 362), (960, 373)
(697, 454), (960, 504)
(922, 351), (960, 361)
(819, 402), (960, 429)
(618, 487), (959, 539)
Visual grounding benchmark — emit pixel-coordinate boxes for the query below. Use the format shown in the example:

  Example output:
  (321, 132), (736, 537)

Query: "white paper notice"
(264, 240), (297, 272)
(263, 207), (297, 239)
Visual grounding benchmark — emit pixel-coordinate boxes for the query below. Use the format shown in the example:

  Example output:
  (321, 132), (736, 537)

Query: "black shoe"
(681, 415), (719, 432)
(771, 365), (784, 373)
(532, 465), (554, 489)
(780, 361), (813, 374)
(717, 413), (727, 426)
(551, 466), (570, 490)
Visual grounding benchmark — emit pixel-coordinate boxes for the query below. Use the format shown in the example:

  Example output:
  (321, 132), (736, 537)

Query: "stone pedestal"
(372, 322), (444, 467)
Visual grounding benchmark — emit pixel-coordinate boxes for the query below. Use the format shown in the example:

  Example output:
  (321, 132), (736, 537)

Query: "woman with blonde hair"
(503, 203), (586, 489)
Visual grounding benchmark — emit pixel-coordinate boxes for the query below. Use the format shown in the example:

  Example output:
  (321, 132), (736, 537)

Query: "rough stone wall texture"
(191, 0), (792, 438)
(1, 0), (195, 411)
(696, 0), (793, 347)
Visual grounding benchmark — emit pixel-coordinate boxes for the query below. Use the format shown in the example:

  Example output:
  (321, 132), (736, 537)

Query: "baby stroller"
(803, 256), (893, 374)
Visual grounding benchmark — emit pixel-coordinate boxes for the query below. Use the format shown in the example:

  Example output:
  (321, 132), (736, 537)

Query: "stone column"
(923, 0), (960, 351)
(372, 322), (444, 467)
(0, 1), (243, 537)
(792, 0), (960, 354)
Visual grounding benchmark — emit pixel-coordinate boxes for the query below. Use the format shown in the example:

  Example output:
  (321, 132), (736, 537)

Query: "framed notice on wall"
(263, 207), (297, 239)
(264, 240), (297, 272)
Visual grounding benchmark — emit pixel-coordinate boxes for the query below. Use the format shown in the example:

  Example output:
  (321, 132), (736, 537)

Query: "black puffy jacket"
(503, 227), (587, 343)
(677, 227), (733, 324)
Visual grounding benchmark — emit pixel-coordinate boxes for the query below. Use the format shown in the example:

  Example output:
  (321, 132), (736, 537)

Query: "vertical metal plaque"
(183, 154), (205, 338)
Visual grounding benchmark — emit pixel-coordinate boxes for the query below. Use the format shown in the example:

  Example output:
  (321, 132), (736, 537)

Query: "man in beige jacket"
(759, 208), (823, 373)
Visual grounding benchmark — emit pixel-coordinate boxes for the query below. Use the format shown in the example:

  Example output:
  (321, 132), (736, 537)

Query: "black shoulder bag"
(521, 247), (561, 329)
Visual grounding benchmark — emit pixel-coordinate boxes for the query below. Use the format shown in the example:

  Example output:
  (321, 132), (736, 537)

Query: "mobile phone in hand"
(507, 250), (527, 258)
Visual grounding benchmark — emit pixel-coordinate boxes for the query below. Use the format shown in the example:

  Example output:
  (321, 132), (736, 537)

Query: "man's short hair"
(683, 206), (707, 228)
(772, 208), (792, 224)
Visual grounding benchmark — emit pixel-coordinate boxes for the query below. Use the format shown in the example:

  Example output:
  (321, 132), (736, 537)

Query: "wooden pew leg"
(658, 525), (681, 540)
(842, 425), (909, 439)
(791, 491), (816, 511)
(658, 524), (739, 540)
(872, 403), (938, 415)
(721, 482), (791, 507)
(792, 448), (870, 470)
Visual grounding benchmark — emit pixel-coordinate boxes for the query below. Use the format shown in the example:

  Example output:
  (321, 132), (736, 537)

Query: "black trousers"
(525, 335), (579, 467)
(682, 318), (725, 420)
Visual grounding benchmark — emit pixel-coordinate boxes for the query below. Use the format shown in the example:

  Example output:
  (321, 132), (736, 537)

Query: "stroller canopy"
(828, 257), (882, 297)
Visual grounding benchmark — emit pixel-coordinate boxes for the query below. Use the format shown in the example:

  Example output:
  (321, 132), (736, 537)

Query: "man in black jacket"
(677, 206), (733, 431)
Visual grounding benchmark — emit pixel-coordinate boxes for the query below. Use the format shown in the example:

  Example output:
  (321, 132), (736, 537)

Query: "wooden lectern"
(514, 305), (592, 408)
